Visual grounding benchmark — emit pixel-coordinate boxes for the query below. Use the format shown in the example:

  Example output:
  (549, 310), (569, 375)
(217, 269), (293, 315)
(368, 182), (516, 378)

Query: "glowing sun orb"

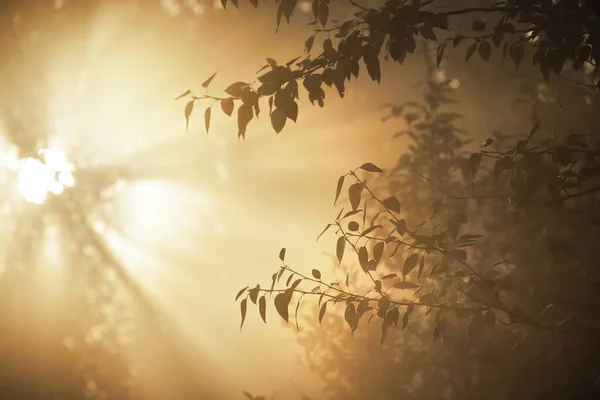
(17, 148), (75, 205)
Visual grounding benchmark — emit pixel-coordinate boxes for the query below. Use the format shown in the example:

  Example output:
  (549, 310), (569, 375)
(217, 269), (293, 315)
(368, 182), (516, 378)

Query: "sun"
(17, 148), (76, 205)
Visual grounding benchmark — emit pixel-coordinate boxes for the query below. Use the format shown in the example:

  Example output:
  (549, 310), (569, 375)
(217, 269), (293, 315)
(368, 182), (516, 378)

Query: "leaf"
(237, 103), (253, 138)
(448, 249), (467, 261)
(274, 290), (292, 323)
(305, 35), (315, 53)
(360, 162), (383, 173)
(202, 71), (218, 88)
(471, 20), (486, 31)
(279, 247), (286, 262)
(470, 152), (482, 179)
(465, 42), (477, 62)
(317, 2), (329, 26)
(348, 221), (360, 232)
(259, 296), (267, 323)
(175, 89), (191, 100)
(249, 285), (260, 304)
(318, 301), (328, 323)
(221, 98), (234, 116)
(316, 224), (333, 241)
(380, 273), (397, 280)
(393, 281), (421, 289)
(479, 138), (494, 147)
(382, 197), (401, 213)
(311, 269), (321, 280)
(402, 253), (419, 276)
(336, 236), (346, 264)
(224, 81), (250, 97)
(419, 293), (438, 305)
(184, 100), (194, 133)
(394, 219), (407, 236)
(478, 42), (492, 62)
(204, 107), (211, 134)
(436, 42), (446, 66)
(271, 108), (287, 133)
(239, 298), (248, 331)
(373, 242), (384, 262)
(528, 119), (542, 140)
(419, 23), (437, 41)
(348, 183), (364, 211)
(235, 287), (248, 301)
(344, 303), (358, 333)
(416, 256), (425, 280)
(334, 175), (345, 205)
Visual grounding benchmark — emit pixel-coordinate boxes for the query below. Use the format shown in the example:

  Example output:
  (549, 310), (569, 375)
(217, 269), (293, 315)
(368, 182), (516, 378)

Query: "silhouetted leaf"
(470, 152), (482, 179)
(360, 162), (383, 172)
(175, 89), (191, 100)
(235, 287), (248, 301)
(259, 296), (267, 323)
(381, 273), (397, 280)
(471, 20), (486, 31)
(348, 221), (360, 231)
(393, 281), (421, 289)
(317, 2), (329, 26)
(202, 71), (218, 88)
(204, 107), (211, 133)
(249, 285), (260, 304)
(225, 81), (250, 97)
(373, 242), (384, 262)
(348, 183), (364, 211)
(279, 247), (286, 262)
(221, 98), (234, 116)
(184, 100), (194, 133)
(344, 303), (358, 333)
(312, 269), (321, 280)
(336, 236), (345, 264)
(479, 138), (494, 147)
(436, 42), (447, 66)
(274, 290), (292, 323)
(382, 197), (401, 213)
(240, 298), (248, 331)
(334, 175), (345, 205)
(478, 42), (492, 62)
(402, 253), (419, 276)
(271, 108), (287, 133)
(419, 293), (438, 305)
(318, 301), (328, 323)
(316, 224), (333, 241)
(465, 42), (477, 62)
(305, 35), (315, 53)
(416, 256), (425, 280)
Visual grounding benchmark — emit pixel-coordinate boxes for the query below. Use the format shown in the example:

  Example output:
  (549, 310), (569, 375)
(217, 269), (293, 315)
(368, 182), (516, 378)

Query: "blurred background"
(2, 0), (595, 399)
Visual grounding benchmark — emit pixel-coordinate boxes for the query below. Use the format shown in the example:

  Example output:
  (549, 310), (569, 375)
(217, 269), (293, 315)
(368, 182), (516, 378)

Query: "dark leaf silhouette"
(311, 269), (321, 280)
(393, 281), (421, 289)
(334, 175), (345, 205)
(175, 89), (191, 99)
(336, 236), (346, 264)
(259, 296), (267, 323)
(402, 254), (419, 276)
(382, 197), (401, 213)
(319, 301), (328, 324)
(279, 247), (286, 262)
(204, 107), (211, 134)
(224, 81), (250, 97)
(270, 108), (287, 133)
(221, 98), (234, 116)
(274, 290), (292, 323)
(360, 162), (383, 173)
(348, 183), (364, 211)
(201, 71), (218, 88)
(479, 42), (492, 62)
(239, 298), (248, 331)
(184, 100), (194, 133)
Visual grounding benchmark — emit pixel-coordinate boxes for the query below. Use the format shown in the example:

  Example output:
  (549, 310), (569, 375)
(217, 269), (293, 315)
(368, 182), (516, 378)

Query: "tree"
(180, 1), (600, 398)
(179, 0), (599, 138)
